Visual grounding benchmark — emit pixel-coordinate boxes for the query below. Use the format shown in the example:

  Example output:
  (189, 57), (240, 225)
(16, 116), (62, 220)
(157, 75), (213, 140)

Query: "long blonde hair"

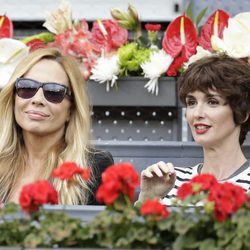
(0, 48), (93, 204)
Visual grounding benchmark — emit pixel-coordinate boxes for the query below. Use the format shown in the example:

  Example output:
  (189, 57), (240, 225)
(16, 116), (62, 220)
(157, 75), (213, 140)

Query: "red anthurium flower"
(199, 9), (230, 51)
(0, 15), (13, 38)
(140, 199), (169, 220)
(26, 38), (46, 52)
(167, 56), (186, 76)
(162, 15), (198, 61)
(19, 180), (58, 214)
(145, 23), (161, 32)
(52, 162), (90, 181)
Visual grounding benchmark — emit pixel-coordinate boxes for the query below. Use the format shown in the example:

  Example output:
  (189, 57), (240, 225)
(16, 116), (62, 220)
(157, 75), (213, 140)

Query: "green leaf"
(199, 239), (218, 250)
(186, 2), (194, 21)
(196, 7), (208, 27)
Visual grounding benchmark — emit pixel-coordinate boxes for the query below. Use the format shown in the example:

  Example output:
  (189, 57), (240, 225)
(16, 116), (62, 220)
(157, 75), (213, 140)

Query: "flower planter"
(87, 77), (178, 107)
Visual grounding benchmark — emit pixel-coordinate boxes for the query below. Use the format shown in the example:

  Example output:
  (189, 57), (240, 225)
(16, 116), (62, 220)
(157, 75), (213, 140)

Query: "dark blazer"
(87, 150), (114, 205)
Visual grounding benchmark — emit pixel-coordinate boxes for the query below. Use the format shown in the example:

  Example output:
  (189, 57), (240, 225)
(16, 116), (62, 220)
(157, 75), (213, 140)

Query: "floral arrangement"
(0, 161), (249, 249)
(1, 1), (250, 94)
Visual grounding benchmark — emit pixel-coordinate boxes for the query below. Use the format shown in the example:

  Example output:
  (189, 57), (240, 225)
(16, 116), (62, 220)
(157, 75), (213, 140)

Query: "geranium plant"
(1, 0), (250, 94)
(0, 162), (249, 249)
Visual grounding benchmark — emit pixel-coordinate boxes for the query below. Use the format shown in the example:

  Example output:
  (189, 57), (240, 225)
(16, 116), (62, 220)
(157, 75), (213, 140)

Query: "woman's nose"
(31, 88), (46, 105)
(193, 103), (205, 118)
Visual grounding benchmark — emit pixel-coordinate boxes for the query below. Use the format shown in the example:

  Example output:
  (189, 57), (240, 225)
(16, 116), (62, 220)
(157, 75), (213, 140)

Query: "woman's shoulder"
(227, 161), (250, 192)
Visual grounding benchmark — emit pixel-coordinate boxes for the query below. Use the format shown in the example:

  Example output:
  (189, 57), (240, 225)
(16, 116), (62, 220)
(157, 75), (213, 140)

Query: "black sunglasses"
(15, 78), (72, 104)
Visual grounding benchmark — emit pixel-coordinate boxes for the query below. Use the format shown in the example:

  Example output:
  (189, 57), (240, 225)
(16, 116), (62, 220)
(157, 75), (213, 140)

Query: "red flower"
(0, 15), (13, 38)
(96, 163), (139, 205)
(177, 174), (218, 200)
(162, 15), (198, 61)
(191, 174), (218, 191)
(177, 182), (195, 200)
(26, 38), (46, 52)
(145, 23), (161, 32)
(208, 182), (247, 221)
(52, 162), (90, 181)
(19, 180), (58, 214)
(49, 20), (100, 80)
(140, 199), (169, 220)
(199, 9), (229, 51)
(91, 19), (128, 53)
(167, 56), (186, 76)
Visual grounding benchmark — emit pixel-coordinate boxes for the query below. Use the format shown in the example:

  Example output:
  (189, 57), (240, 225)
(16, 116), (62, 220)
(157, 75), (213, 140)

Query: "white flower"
(141, 50), (173, 95)
(212, 12), (250, 58)
(0, 38), (29, 89)
(43, 0), (72, 34)
(90, 55), (120, 92)
(184, 46), (212, 69)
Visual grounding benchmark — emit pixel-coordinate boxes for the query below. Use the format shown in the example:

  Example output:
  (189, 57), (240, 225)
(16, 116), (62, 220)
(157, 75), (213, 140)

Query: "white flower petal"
(185, 46), (212, 69)
(90, 55), (120, 91)
(0, 38), (29, 88)
(141, 50), (173, 95)
(43, 0), (72, 34)
(212, 15), (250, 58)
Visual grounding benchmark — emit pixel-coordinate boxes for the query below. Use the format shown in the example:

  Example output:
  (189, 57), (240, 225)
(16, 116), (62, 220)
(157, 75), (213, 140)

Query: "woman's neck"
(22, 132), (63, 169)
(202, 143), (247, 180)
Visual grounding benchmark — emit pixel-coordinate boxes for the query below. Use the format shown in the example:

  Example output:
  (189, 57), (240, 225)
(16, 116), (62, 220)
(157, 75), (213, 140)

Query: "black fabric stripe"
(165, 194), (177, 199)
(236, 179), (250, 184)
(176, 176), (191, 182)
(175, 167), (193, 175)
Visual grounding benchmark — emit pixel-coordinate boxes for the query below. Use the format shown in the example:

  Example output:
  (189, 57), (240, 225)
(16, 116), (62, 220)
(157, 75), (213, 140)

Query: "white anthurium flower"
(90, 55), (120, 92)
(0, 38), (29, 89)
(212, 13), (250, 58)
(141, 50), (173, 95)
(43, 0), (72, 34)
(184, 46), (212, 69)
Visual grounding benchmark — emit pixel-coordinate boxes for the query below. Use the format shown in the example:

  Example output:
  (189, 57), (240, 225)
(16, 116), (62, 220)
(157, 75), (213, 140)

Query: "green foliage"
(118, 42), (152, 76)
(185, 2), (208, 31)
(0, 198), (249, 249)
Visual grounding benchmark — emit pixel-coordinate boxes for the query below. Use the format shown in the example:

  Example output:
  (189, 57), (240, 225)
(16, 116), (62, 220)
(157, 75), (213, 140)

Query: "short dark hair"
(178, 54), (250, 145)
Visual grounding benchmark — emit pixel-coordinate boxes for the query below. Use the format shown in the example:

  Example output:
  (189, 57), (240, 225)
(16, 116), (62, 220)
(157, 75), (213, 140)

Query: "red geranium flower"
(52, 162), (90, 181)
(140, 199), (169, 220)
(208, 182), (247, 221)
(177, 173), (218, 200)
(177, 182), (195, 200)
(96, 163), (139, 205)
(19, 180), (58, 214)
(191, 174), (218, 191)
(145, 23), (161, 32)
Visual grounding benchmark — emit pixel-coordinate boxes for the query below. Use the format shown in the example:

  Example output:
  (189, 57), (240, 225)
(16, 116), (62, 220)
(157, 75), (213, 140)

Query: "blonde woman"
(0, 48), (113, 205)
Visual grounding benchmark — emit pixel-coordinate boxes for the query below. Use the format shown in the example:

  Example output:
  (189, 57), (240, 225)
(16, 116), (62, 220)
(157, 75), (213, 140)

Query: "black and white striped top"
(161, 161), (250, 206)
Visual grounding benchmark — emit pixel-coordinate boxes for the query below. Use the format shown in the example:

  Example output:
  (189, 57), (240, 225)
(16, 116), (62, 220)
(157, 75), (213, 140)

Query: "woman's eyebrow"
(186, 94), (195, 99)
(206, 93), (223, 98)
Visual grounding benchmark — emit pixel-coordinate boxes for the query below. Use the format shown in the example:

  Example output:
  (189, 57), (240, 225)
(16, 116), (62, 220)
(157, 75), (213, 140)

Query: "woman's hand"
(138, 161), (176, 202)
